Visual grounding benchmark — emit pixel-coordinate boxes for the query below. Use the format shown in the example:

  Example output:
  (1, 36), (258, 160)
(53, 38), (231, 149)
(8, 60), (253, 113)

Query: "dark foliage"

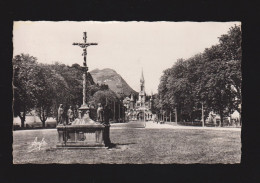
(156, 25), (241, 125)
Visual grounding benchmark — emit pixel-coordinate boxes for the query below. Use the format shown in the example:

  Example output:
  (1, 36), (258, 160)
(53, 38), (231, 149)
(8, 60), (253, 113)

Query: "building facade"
(123, 70), (153, 121)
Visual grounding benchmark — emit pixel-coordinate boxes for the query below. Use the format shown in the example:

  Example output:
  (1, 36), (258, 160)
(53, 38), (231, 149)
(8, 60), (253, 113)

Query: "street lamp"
(202, 102), (205, 127)
(143, 107), (146, 127)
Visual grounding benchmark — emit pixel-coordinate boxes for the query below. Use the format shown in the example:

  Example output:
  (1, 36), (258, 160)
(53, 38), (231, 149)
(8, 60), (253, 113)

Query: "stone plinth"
(56, 124), (106, 148)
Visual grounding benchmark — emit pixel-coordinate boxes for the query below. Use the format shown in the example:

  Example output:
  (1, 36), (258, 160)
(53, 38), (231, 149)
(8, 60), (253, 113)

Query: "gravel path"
(13, 121), (241, 132)
(145, 121), (175, 129)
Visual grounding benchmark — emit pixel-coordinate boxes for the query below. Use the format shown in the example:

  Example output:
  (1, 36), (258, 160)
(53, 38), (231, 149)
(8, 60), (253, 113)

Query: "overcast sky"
(13, 21), (240, 93)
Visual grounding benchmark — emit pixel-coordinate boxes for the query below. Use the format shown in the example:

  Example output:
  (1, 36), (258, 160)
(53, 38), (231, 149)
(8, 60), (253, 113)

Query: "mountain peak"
(90, 68), (137, 96)
(91, 68), (117, 74)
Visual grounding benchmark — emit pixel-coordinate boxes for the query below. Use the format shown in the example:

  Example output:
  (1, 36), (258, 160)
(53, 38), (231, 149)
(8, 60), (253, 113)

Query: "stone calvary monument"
(57, 32), (110, 148)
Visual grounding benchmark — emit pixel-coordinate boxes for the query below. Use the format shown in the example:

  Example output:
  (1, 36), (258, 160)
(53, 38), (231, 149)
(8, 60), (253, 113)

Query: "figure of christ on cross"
(73, 32), (98, 106)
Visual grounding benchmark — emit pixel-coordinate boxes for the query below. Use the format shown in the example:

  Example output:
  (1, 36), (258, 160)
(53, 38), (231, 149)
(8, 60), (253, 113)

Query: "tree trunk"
(20, 115), (25, 128)
(239, 112), (242, 126)
(175, 107), (177, 123)
(180, 108), (183, 122)
(41, 112), (46, 128)
(236, 109), (242, 126)
(42, 120), (46, 128)
(113, 101), (116, 121)
(202, 103), (204, 127)
(229, 112), (232, 126)
(219, 110), (224, 127)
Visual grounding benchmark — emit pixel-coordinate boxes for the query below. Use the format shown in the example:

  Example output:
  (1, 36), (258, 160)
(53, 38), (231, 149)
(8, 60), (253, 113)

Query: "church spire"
(140, 68), (144, 83)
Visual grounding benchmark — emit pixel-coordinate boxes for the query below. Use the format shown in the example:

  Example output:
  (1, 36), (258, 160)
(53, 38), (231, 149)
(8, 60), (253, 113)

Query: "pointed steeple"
(140, 68), (144, 83)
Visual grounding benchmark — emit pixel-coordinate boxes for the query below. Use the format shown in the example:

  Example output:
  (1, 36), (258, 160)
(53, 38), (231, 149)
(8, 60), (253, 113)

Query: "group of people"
(57, 103), (112, 125)
(57, 104), (79, 125)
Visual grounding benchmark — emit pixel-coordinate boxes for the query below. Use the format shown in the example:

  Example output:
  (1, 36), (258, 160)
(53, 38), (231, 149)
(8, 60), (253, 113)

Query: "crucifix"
(73, 32), (98, 109)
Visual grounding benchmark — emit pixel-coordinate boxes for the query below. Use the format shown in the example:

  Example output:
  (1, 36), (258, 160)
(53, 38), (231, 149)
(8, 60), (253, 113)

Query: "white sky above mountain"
(13, 21), (240, 94)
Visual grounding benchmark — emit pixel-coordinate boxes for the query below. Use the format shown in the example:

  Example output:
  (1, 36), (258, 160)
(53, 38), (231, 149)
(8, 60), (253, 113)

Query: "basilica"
(123, 70), (154, 121)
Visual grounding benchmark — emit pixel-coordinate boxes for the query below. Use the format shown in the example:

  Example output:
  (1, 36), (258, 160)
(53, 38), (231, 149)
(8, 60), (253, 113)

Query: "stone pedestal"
(57, 102), (111, 148)
(57, 124), (106, 148)
(78, 104), (90, 118)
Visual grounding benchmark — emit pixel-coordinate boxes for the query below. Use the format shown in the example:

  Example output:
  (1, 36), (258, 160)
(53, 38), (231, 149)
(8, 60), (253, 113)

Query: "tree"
(200, 25), (242, 125)
(158, 68), (173, 117)
(13, 54), (38, 128)
(13, 55), (116, 127)
(90, 90), (118, 107)
(157, 25), (241, 125)
(219, 25), (242, 115)
(33, 65), (57, 127)
(201, 59), (231, 126)
(160, 59), (197, 122)
(90, 90), (119, 121)
(47, 62), (72, 121)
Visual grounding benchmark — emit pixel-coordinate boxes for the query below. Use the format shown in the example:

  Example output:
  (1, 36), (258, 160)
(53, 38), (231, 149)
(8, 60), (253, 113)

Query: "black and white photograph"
(12, 21), (241, 164)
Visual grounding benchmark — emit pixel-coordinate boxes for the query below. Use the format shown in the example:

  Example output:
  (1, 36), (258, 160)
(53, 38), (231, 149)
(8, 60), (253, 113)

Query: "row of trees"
(155, 25), (241, 125)
(13, 54), (123, 128)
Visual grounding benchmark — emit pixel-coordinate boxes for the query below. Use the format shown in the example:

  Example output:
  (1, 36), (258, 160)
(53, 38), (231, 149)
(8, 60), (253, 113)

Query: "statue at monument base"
(96, 103), (104, 122)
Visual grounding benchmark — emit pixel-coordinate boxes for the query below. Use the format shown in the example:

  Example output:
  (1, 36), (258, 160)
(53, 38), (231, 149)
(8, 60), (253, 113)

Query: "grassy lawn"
(13, 128), (241, 164)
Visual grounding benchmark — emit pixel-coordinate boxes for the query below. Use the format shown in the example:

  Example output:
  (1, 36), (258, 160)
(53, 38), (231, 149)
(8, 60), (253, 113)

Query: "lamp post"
(202, 102), (205, 127)
(113, 101), (115, 122)
(175, 107), (177, 123)
(143, 107), (146, 127)
(118, 102), (120, 123)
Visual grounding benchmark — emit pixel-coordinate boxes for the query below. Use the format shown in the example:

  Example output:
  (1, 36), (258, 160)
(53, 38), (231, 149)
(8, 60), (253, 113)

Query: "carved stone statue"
(78, 110), (82, 119)
(96, 103), (104, 122)
(72, 109), (95, 125)
(74, 105), (79, 119)
(67, 106), (74, 122)
(57, 104), (64, 125)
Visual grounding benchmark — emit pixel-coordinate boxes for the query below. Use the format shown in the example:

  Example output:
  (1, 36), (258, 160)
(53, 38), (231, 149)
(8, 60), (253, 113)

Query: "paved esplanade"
(145, 121), (175, 129)
(111, 121), (241, 131)
(145, 121), (241, 131)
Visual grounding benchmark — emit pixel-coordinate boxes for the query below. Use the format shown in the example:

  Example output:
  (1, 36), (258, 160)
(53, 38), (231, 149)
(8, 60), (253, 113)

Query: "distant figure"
(154, 115), (158, 124)
(57, 104), (64, 125)
(104, 104), (111, 124)
(103, 104), (111, 146)
(212, 114), (217, 127)
(67, 106), (74, 123)
(97, 103), (104, 122)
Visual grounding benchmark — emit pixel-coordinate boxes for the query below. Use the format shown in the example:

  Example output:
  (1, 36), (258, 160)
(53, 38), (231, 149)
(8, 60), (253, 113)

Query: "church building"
(123, 70), (153, 121)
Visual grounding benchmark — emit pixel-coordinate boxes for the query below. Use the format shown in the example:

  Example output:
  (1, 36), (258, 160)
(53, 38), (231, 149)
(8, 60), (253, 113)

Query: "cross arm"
(73, 42), (98, 48)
